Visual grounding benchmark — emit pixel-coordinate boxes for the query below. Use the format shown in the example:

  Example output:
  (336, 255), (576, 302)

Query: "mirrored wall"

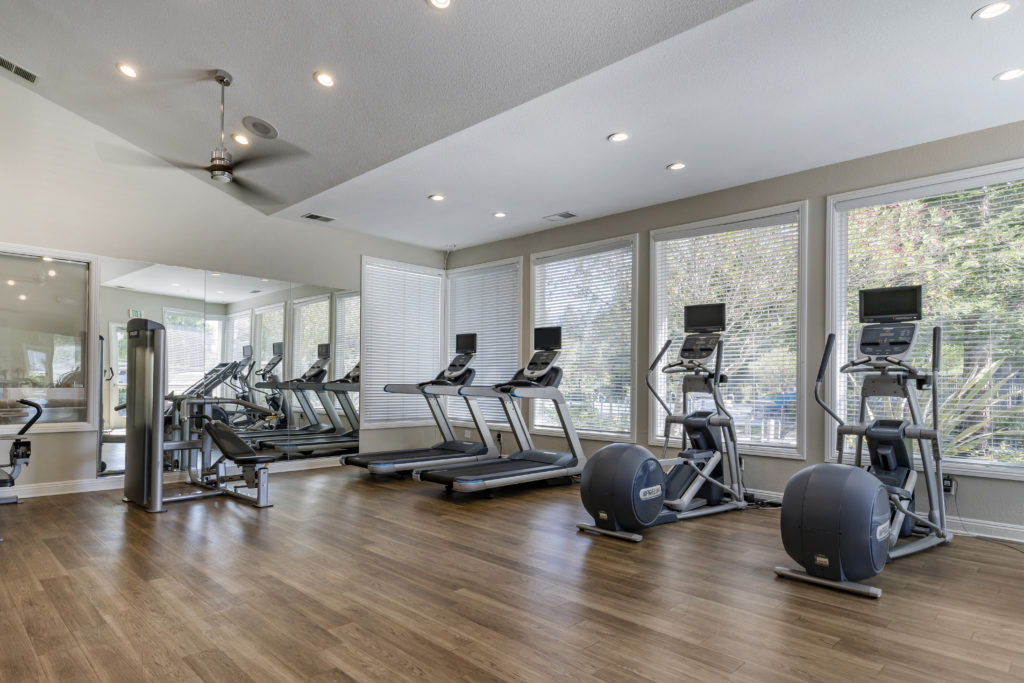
(97, 257), (359, 474)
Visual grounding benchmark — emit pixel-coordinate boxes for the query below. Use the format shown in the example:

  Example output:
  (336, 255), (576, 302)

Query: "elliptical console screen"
(242, 344), (253, 358)
(455, 333), (477, 354)
(272, 342), (284, 356)
(860, 285), (922, 323)
(317, 343), (331, 359)
(684, 303), (726, 333)
(534, 326), (562, 351)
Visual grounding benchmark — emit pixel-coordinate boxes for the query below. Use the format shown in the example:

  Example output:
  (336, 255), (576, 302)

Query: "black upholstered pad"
(205, 421), (278, 465)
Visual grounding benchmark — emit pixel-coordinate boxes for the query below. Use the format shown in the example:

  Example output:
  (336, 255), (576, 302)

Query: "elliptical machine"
(775, 285), (952, 598)
(578, 303), (746, 542)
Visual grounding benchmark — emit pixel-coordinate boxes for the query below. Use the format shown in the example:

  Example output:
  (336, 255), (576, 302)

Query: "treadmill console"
(859, 322), (917, 362)
(678, 333), (720, 362)
(524, 349), (560, 379)
(443, 352), (475, 380)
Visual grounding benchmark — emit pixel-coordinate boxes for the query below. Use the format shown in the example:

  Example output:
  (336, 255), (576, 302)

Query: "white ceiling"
(3, 0), (1024, 252)
(101, 260), (291, 304)
(288, 0), (1024, 248)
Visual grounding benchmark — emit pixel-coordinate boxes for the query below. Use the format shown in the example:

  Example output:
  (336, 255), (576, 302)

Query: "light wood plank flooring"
(1, 467), (1023, 682)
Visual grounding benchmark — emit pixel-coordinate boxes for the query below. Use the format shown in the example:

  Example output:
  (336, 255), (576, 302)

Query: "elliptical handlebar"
(815, 334), (845, 429)
(713, 338), (723, 386)
(646, 339), (675, 417)
(16, 399), (43, 435)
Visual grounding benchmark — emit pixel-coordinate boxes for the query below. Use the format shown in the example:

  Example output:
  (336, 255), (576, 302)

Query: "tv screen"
(455, 333), (477, 354)
(684, 303), (726, 333)
(859, 285), (922, 323)
(272, 342), (284, 356)
(534, 326), (562, 351)
(317, 343), (331, 358)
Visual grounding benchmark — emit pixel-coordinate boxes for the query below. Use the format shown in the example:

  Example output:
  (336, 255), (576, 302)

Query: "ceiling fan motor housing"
(209, 148), (233, 183)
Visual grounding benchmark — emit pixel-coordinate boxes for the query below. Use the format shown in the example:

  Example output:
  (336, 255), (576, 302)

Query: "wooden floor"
(2, 467), (1023, 682)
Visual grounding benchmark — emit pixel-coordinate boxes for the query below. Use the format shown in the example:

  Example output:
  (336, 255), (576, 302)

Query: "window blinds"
(254, 304), (285, 372)
(227, 310), (252, 361)
(163, 307), (206, 393)
(361, 258), (443, 426)
(290, 296), (330, 379)
(532, 239), (634, 436)
(652, 211), (801, 452)
(334, 293), (361, 380)
(447, 259), (521, 424)
(836, 176), (1024, 465)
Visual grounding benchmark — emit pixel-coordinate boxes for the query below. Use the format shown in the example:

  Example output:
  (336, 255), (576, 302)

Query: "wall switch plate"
(942, 474), (957, 496)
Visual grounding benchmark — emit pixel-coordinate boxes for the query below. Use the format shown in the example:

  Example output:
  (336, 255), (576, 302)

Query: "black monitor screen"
(859, 286), (922, 323)
(684, 303), (726, 333)
(242, 344), (253, 358)
(272, 342), (284, 356)
(317, 343), (331, 359)
(455, 333), (477, 354)
(534, 326), (562, 351)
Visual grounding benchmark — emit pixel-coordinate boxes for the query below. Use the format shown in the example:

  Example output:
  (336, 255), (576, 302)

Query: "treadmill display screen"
(242, 344), (253, 358)
(684, 303), (726, 333)
(317, 343), (331, 359)
(860, 285), (922, 323)
(272, 341), (284, 355)
(534, 326), (562, 351)
(455, 333), (477, 354)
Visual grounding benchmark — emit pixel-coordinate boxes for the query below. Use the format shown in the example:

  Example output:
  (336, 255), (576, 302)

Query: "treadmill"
(260, 361), (361, 455)
(413, 327), (586, 493)
(242, 343), (334, 444)
(342, 333), (498, 474)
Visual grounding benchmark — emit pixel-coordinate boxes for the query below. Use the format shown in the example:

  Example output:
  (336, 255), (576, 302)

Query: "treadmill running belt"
(418, 459), (564, 485)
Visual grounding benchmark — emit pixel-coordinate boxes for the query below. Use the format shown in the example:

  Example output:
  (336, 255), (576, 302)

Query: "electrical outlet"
(942, 474), (957, 496)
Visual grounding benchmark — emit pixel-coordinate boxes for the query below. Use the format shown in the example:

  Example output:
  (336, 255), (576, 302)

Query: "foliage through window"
(836, 175), (1024, 465)
(291, 296), (330, 379)
(533, 239), (634, 436)
(653, 211), (801, 453)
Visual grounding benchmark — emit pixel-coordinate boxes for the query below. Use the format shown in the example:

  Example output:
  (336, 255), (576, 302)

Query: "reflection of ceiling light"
(428, 194), (445, 201)
(231, 134), (249, 145)
(171, 283), (180, 287)
(42, 257), (53, 262)
(6, 280), (14, 286)
(667, 162), (686, 171)
(18, 294), (27, 301)
(314, 72), (335, 87)
(493, 212), (507, 218)
(261, 278), (270, 282)
(973, 2), (1012, 20)
(428, 0), (451, 8)
(995, 68), (1024, 81)
(217, 290), (225, 294)
(117, 63), (138, 78)
(47, 270), (56, 277)
(607, 132), (629, 143)
(210, 273), (221, 277)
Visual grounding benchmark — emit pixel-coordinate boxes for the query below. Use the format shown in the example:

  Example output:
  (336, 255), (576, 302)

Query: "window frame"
(529, 234), (639, 442)
(826, 158), (1024, 482)
(0, 242), (99, 435)
(649, 201), (809, 460)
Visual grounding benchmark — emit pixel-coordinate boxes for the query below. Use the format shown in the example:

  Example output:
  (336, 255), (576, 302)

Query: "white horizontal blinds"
(254, 304), (284, 371)
(838, 177), (1024, 464)
(204, 318), (223, 372)
(362, 258), (443, 426)
(227, 310), (252, 361)
(447, 260), (521, 424)
(163, 307), (206, 393)
(334, 292), (360, 411)
(533, 240), (634, 436)
(291, 296), (330, 379)
(653, 212), (800, 450)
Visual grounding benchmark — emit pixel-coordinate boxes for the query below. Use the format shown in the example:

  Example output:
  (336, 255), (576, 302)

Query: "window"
(532, 237), (635, 437)
(447, 259), (522, 424)
(334, 292), (360, 380)
(290, 296), (330, 379)
(204, 317), (223, 372)
(831, 164), (1024, 468)
(253, 304), (285, 372)
(163, 307), (206, 393)
(0, 249), (91, 430)
(361, 257), (443, 427)
(651, 205), (804, 456)
(227, 310), (252, 362)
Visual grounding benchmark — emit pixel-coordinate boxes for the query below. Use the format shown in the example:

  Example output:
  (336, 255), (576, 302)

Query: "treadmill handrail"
(422, 384), (468, 397)
(384, 383), (426, 395)
(323, 381), (359, 392)
(507, 385), (562, 400)
(458, 385), (510, 398)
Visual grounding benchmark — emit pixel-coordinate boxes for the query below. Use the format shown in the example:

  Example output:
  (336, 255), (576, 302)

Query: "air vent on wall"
(543, 211), (577, 221)
(301, 212), (336, 223)
(0, 55), (38, 84)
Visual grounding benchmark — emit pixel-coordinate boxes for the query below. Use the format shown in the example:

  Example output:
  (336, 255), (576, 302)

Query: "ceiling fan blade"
(95, 142), (209, 171)
(230, 141), (310, 171)
(225, 176), (282, 205)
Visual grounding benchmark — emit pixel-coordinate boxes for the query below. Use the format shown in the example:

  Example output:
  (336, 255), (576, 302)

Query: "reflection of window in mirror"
(291, 296), (330, 380)
(0, 249), (90, 430)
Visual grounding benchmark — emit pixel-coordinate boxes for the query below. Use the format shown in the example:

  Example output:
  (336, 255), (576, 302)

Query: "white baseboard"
(13, 457), (342, 500)
(746, 487), (783, 503)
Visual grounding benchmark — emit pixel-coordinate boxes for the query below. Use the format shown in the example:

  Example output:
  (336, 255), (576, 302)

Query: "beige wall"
(449, 120), (1024, 533)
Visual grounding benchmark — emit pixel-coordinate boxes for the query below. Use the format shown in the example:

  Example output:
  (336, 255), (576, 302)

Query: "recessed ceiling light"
(428, 0), (451, 8)
(41, 257), (53, 262)
(47, 270), (56, 277)
(171, 283), (181, 287)
(314, 72), (335, 88)
(5, 280), (14, 286)
(210, 272), (221, 277)
(666, 162), (686, 171)
(217, 290), (225, 294)
(973, 2), (1012, 19)
(231, 133), (249, 145)
(428, 194), (445, 201)
(493, 212), (507, 218)
(261, 278), (271, 282)
(117, 63), (138, 79)
(607, 132), (629, 143)
(18, 294), (27, 301)
(994, 68), (1024, 81)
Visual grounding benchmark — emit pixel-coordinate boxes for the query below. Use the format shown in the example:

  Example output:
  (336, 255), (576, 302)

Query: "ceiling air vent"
(301, 212), (335, 223)
(0, 55), (38, 84)
(543, 211), (577, 222)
